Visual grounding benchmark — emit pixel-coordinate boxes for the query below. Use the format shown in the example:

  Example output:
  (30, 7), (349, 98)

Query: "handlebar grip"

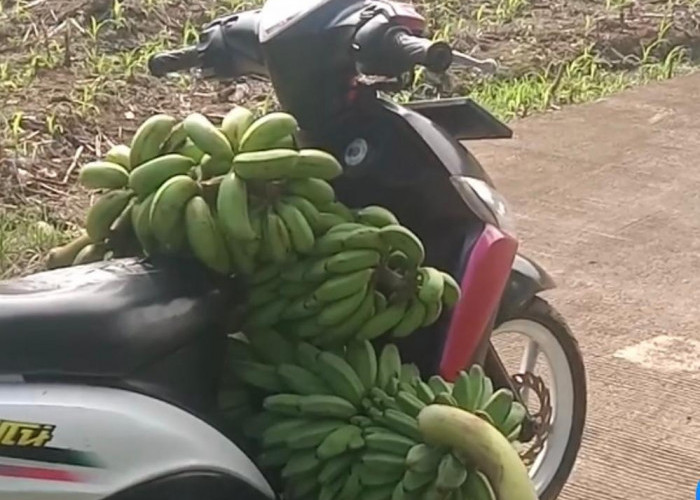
(384, 28), (452, 73)
(148, 47), (200, 77)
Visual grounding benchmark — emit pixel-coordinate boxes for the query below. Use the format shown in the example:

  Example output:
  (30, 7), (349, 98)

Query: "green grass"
(0, 0), (698, 279)
(0, 208), (77, 279)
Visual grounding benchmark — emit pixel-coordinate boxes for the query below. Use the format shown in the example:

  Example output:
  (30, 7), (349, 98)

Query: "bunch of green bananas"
(243, 218), (462, 347)
(221, 332), (529, 500)
(45, 107), (345, 275)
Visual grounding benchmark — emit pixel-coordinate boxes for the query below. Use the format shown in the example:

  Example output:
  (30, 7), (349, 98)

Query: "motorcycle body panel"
(496, 253), (557, 323)
(440, 224), (519, 380)
(0, 383), (274, 500)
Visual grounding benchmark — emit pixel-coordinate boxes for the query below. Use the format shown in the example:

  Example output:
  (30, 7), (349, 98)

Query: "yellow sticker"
(0, 420), (55, 447)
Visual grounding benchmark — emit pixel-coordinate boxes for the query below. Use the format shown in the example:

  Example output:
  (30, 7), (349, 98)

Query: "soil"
(0, 0), (698, 218)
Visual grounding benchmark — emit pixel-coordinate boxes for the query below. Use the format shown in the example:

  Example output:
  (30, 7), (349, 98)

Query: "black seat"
(0, 257), (242, 380)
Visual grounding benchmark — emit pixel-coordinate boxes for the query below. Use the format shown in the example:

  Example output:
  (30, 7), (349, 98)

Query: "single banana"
(159, 121), (189, 154)
(414, 381), (435, 405)
(217, 172), (257, 241)
(46, 232), (91, 269)
(317, 286), (376, 346)
(319, 201), (355, 222)
(128, 153), (195, 199)
(337, 467), (362, 500)
(239, 112), (299, 153)
(451, 371), (472, 410)
(220, 106), (254, 151)
(316, 424), (363, 460)
(261, 418), (309, 448)
(325, 249), (381, 274)
(72, 243), (107, 265)
(199, 154), (232, 179)
(233, 149), (300, 180)
(344, 227), (387, 253)
(285, 178), (335, 206)
(392, 299), (427, 338)
(395, 391), (426, 418)
(277, 364), (333, 395)
(400, 469), (435, 492)
(262, 209), (291, 264)
(356, 300), (409, 341)
(380, 409), (421, 441)
(264, 393), (304, 416)
(461, 469), (497, 500)
(149, 175), (199, 252)
(282, 195), (323, 234)
(183, 112), (234, 160)
(345, 340), (378, 391)
(418, 267), (445, 306)
(319, 475), (347, 500)
(420, 294), (443, 327)
(501, 401), (527, 438)
(275, 200), (315, 254)
(286, 420), (346, 450)
(435, 453), (468, 491)
(316, 212), (348, 234)
(312, 268), (373, 304)
(184, 196), (231, 274)
(355, 205), (399, 228)
(244, 297), (288, 330)
(441, 271), (461, 308)
(233, 361), (285, 393)
(319, 453), (355, 484)
(316, 351), (367, 406)
(281, 449), (321, 478)
(247, 328), (294, 365)
(481, 389), (515, 428)
(317, 284), (368, 327)
(177, 139), (206, 163)
(131, 192), (158, 255)
(79, 161), (129, 189)
(474, 365), (494, 409)
(427, 375), (452, 397)
(376, 344), (402, 392)
(129, 113), (177, 167)
(105, 144), (131, 170)
(359, 465), (404, 489)
(295, 342), (322, 372)
(364, 430), (417, 456)
(299, 395), (358, 420)
(361, 451), (406, 474)
(405, 444), (444, 473)
(291, 149), (343, 180)
(85, 189), (133, 242)
(379, 225), (425, 267)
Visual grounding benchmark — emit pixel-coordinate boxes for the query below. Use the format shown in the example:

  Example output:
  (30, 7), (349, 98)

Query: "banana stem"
(417, 405), (538, 500)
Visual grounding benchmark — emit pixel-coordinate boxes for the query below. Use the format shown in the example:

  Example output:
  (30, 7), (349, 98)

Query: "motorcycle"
(0, 1), (586, 499)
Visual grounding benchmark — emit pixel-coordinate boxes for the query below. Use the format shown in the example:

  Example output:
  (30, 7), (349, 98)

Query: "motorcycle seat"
(0, 257), (240, 380)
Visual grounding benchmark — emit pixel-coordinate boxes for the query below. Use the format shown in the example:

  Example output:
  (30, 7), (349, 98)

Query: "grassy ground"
(1, 0), (698, 279)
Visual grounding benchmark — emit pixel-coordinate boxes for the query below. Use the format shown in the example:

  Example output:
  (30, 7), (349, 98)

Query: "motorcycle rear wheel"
(492, 296), (586, 500)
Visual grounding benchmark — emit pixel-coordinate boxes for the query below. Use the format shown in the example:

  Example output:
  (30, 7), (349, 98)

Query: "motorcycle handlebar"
(383, 28), (453, 74)
(148, 46), (200, 77)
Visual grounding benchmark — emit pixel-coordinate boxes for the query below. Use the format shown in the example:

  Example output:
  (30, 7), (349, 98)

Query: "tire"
(492, 296), (587, 500)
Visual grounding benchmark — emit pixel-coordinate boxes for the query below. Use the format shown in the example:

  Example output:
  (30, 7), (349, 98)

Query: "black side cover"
(405, 97), (513, 141)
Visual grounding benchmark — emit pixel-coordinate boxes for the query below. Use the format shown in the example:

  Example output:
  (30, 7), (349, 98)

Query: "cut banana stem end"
(417, 404), (537, 500)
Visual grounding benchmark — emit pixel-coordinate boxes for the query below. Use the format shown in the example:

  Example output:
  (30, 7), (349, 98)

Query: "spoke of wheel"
(518, 340), (539, 404)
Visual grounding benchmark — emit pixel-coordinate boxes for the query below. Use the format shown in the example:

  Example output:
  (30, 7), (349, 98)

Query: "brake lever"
(451, 50), (498, 75)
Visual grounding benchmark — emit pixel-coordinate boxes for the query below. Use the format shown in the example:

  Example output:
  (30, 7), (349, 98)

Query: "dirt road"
(468, 72), (700, 500)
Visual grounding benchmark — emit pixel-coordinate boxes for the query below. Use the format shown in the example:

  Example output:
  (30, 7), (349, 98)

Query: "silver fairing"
(0, 383), (274, 500)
